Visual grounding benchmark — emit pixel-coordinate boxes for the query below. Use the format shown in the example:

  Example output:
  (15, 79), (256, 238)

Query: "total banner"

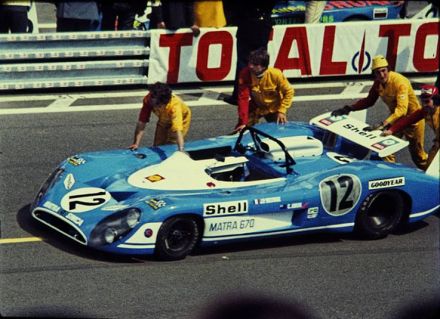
(147, 18), (439, 84)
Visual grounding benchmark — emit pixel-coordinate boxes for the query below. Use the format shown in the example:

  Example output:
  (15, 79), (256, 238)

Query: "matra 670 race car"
(31, 113), (439, 260)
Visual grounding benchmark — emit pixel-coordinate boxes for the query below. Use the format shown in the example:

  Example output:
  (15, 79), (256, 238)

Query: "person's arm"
(169, 98), (187, 150)
(130, 94), (151, 149)
(351, 81), (380, 110)
(130, 121), (146, 150)
(332, 82), (380, 116)
(382, 110), (424, 135)
(185, 1), (199, 36)
(277, 71), (294, 118)
(175, 130), (185, 151)
(235, 67), (251, 132)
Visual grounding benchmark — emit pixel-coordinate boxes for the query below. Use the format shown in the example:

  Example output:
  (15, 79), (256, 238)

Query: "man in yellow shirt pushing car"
(233, 48), (294, 133)
(130, 82), (191, 152)
(332, 55), (428, 169)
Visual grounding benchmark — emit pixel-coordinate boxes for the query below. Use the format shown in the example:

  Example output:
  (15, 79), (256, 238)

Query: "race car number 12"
(61, 187), (111, 213)
(68, 191), (107, 210)
(319, 175), (361, 216)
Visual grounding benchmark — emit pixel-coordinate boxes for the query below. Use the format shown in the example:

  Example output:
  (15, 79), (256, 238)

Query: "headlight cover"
(90, 208), (141, 246)
(34, 167), (65, 205)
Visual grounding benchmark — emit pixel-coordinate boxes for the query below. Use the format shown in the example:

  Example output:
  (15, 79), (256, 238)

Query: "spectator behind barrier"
(54, 1), (100, 32)
(101, 1), (147, 31)
(149, 0), (199, 36)
(0, 0), (31, 33)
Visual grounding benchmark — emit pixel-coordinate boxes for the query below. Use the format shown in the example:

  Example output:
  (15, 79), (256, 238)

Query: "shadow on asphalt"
(16, 203), (435, 263)
(16, 204), (154, 263)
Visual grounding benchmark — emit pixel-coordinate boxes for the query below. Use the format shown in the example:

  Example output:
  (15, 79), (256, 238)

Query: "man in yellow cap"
(332, 55), (428, 169)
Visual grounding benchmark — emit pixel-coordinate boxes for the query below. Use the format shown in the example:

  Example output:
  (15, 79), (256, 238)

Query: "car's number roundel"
(319, 174), (361, 216)
(61, 187), (111, 213)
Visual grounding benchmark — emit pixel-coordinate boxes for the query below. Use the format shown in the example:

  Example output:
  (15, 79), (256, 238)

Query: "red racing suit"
(388, 107), (439, 167)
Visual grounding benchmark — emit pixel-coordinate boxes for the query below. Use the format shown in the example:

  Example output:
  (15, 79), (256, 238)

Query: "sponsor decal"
(203, 200), (248, 216)
(65, 212), (84, 226)
(307, 207), (319, 219)
(280, 202), (306, 210)
(63, 173), (75, 190)
(67, 156), (86, 166)
(145, 174), (165, 183)
(254, 197), (281, 205)
(61, 187), (111, 213)
(319, 174), (362, 216)
(43, 201), (60, 213)
(371, 138), (398, 150)
(208, 218), (255, 232)
(206, 182), (216, 188)
(147, 198), (167, 210)
(342, 123), (377, 140)
(368, 177), (405, 190)
(319, 115), (345, 126)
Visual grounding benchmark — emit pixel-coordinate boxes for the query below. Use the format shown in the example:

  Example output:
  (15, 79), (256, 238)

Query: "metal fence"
(0, 31), (150, 91)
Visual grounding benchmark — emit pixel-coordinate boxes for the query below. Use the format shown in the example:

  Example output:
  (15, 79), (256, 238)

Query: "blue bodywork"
(272, 0), (403, 24)
(31, 121), (439, 257)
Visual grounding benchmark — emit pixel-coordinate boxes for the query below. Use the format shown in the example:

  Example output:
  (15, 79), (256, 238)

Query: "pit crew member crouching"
(383, 84), (440, 169)
(130, 82), (191, 152)
(332, 55), (428, 169)
(234, 48), (294, 133)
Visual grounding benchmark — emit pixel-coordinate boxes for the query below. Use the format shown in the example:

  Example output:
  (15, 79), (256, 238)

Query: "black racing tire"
(155, 216), (199, 261)
(355, 191), (404, 239)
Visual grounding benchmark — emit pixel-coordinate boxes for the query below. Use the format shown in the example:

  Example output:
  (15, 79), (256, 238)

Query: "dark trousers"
(56, 18), (97, 32)
(0, 6), (29, 33)
(101, 5), (136, 30)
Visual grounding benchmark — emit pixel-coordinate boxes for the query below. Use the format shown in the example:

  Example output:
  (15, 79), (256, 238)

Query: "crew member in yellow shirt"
(130, 82), (191, 152)
(234, 48), (294, 132)
(383, 84), (439, 169)
(332, 55), (427, 169)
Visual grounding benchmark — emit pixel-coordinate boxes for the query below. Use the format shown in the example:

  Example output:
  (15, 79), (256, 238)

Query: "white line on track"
(0, 93), (371, 115)
(0, 76), (435, 115)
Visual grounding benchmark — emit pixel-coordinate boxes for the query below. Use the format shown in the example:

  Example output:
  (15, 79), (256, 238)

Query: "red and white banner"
(147, 18), (439, 84)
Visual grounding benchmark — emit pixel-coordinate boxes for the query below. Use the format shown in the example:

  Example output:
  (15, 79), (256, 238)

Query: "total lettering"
(149, 20), (439, 83)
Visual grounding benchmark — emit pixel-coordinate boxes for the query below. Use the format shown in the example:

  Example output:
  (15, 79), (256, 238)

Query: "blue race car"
(31, 113), (439, 260)
(272, 0), (403, 24)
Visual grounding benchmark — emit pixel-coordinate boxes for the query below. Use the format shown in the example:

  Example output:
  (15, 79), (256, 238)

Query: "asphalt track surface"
(1, 77), (439, 318)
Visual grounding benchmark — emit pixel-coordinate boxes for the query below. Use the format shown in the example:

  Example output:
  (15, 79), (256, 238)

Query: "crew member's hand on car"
(129, 144), (138, 150)
(331, 105), (352, 117)
(276, 112), (287, 124)
(363, 122), (388, 132)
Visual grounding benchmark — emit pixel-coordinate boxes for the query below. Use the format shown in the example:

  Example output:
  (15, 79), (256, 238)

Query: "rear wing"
(310, 112), (409, 158)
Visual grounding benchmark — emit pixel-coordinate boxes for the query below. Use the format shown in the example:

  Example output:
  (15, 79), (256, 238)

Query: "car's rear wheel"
(155, 216), (199, 260)
(355, 191), (404, 239)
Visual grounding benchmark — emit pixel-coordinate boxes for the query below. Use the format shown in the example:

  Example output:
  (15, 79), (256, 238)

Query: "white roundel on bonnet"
(61, 187), (111, 213)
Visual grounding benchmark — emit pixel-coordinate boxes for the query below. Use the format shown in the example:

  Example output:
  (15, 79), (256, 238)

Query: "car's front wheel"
(355, 191), (404, 239)
(155, 217), (200, 260)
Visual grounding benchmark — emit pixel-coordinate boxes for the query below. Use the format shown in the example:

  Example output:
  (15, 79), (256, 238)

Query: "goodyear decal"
(368, 177), (405, 190)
